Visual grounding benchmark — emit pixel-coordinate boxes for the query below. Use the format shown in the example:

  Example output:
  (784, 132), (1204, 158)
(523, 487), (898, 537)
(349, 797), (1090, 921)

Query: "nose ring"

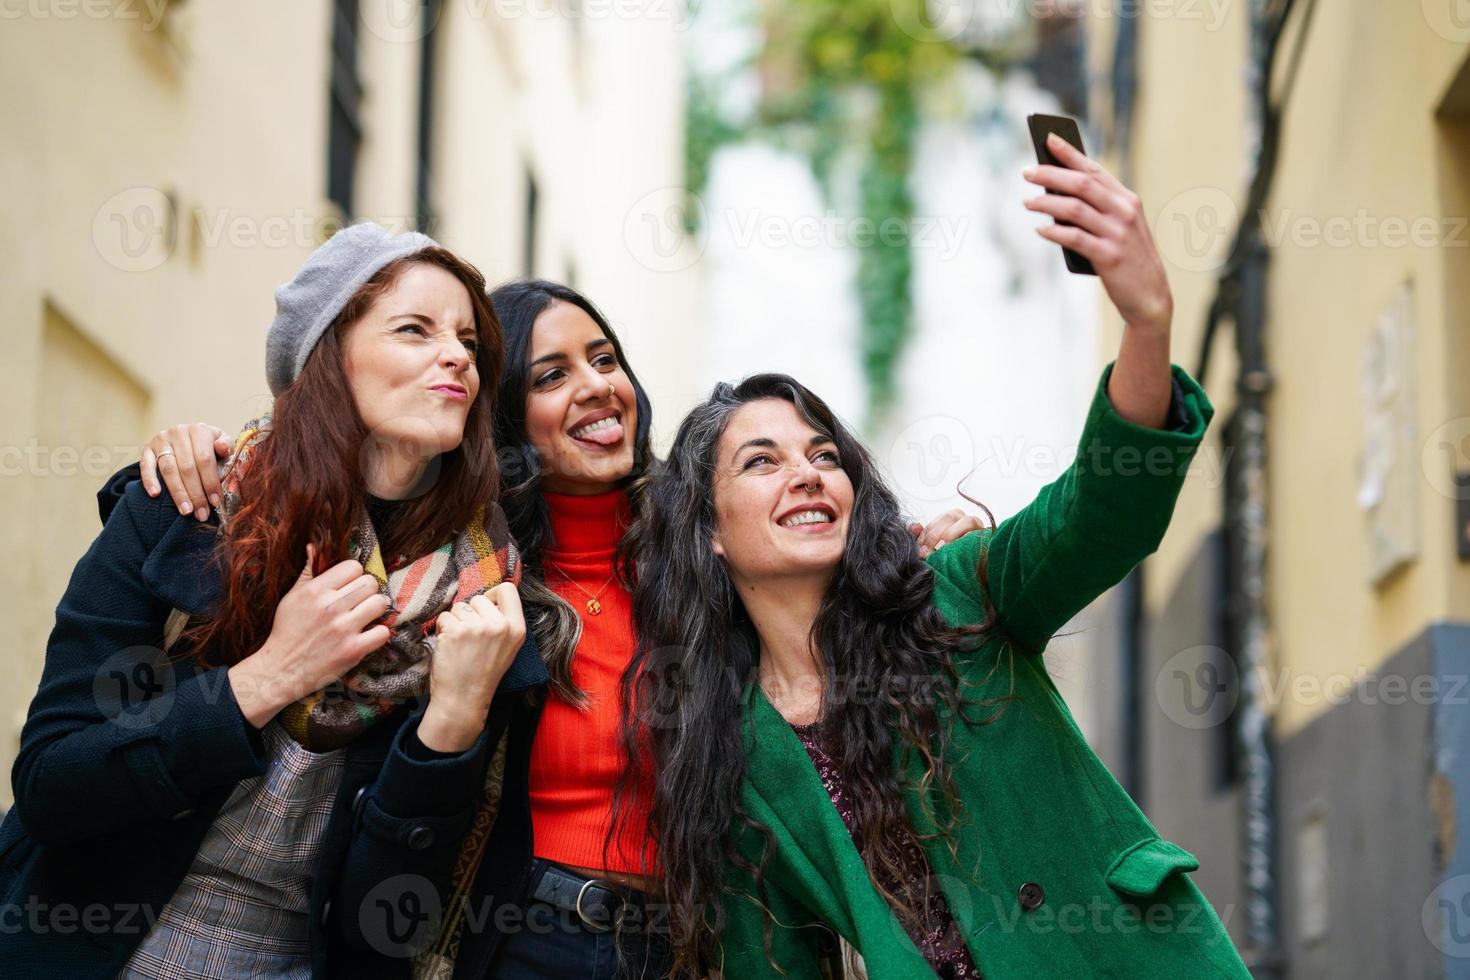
(608, 383), (615, 397)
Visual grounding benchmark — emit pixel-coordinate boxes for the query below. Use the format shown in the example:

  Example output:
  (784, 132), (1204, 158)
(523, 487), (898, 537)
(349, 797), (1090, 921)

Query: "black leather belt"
(531, 862), (637, 934)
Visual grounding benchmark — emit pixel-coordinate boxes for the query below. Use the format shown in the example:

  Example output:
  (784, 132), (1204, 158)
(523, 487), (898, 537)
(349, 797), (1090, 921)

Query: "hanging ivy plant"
(684, 0), (961, 426)
(683, 75), (743, 235)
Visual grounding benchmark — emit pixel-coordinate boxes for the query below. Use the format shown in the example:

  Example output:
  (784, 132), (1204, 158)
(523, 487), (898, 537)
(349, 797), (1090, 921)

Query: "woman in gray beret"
(0, 223), (540, 979)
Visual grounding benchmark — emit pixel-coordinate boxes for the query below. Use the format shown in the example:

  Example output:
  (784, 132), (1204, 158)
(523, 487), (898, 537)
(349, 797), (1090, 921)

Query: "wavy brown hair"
(624, 373), (1007, 977)
(183, 246), (505, 668)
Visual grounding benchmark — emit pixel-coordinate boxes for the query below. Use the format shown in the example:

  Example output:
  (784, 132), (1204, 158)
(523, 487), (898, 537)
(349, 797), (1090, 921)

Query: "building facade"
(0, 0), (699, 811)
(1084, 3), (1470, 977)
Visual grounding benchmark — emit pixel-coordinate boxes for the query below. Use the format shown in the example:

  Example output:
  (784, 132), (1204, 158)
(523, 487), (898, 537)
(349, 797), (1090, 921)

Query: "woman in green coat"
(626, 137), (1252, 978)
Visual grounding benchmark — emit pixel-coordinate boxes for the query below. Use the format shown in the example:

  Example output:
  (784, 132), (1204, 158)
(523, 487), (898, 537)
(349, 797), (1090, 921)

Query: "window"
(328, 0), (363, 220)
(416, 0), (443, 232)
(523, 167), (540, 276)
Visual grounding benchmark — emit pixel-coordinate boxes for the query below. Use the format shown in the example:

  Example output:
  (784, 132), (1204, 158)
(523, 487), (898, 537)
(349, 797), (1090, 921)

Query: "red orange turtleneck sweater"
(528, 490), (656, 875)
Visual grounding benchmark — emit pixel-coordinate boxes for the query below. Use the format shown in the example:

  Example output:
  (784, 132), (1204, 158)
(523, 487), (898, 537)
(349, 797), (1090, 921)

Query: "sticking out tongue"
(575, 421), (624, 446)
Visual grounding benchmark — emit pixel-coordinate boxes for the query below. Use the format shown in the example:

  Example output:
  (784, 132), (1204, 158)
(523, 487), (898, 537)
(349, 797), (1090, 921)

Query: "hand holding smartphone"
(1026, 113), (1097, 276)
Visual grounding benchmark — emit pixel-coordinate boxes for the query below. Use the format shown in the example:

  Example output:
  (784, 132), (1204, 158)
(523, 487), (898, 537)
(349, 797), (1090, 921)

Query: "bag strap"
(162, 608), (190, 653)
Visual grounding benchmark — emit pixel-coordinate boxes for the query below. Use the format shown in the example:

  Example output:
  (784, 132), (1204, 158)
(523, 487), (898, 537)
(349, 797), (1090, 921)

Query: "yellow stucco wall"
(1094, 3), (1470, 737)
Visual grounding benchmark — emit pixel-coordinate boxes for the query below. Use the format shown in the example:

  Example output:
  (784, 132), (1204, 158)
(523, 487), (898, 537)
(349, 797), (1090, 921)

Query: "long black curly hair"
(486, 278), (656, 705)
(622, 373), (1006, 977)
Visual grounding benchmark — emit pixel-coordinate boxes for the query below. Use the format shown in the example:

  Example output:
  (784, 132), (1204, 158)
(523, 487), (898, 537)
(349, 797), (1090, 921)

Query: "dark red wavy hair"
(184, 246), (504, 668)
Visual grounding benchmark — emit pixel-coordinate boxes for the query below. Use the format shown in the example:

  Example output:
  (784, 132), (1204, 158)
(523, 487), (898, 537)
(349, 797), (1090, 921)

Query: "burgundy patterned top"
(790, 721), (982, 979)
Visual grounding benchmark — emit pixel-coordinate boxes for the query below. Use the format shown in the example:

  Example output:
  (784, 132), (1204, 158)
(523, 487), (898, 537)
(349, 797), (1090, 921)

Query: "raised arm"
(1025, 130), (1176, 429)
(924, 132), (1212, 652)
(925, 362), (1211, 653)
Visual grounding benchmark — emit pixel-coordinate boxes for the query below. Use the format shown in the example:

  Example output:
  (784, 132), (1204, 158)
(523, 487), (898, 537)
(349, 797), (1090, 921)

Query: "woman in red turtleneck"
(529, 488), (655, 878)
(478, 281), (666, 979)
(138, 279), (982, 980)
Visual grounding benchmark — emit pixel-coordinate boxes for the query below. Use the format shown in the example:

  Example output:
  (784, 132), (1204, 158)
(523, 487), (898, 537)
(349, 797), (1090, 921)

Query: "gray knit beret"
(265, 222), (438, 395)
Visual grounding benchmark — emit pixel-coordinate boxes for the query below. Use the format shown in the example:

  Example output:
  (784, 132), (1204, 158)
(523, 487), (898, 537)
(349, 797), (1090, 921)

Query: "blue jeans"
(488, 860), (673, 980)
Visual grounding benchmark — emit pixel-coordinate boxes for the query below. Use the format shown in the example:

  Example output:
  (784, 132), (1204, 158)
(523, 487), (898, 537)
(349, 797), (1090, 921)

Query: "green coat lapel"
(742, 685), (938, 977)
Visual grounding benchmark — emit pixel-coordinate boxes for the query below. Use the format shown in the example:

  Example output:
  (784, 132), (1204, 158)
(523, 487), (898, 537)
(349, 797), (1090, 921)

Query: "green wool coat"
(718, 362), (1251, 979)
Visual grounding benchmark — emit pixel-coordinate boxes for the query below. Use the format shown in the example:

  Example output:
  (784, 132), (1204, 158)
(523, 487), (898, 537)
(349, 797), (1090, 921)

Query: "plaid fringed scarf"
(220, 418), (522, 752)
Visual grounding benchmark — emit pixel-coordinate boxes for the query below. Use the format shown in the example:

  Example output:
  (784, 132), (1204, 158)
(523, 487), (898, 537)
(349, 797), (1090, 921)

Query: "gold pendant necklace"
(546, 563), (617, 616)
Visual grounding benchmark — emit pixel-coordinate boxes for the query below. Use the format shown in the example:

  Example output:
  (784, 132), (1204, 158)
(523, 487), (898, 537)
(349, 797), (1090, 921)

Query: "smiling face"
(522, 300), (639, 494)
(711, 397), (855, 587)
(339, 261), (481, 461)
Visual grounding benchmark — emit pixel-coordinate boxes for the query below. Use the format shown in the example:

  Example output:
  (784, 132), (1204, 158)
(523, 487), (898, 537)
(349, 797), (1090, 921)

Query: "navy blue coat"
(0, 473), (550, 978)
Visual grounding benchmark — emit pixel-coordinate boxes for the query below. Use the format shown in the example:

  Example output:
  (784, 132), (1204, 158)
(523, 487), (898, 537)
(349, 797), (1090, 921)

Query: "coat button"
(352, 785), (368, 814)
(1018, 882), (1045, 910)
(407, 825), (435, 850)
(169, 808), (195, 821)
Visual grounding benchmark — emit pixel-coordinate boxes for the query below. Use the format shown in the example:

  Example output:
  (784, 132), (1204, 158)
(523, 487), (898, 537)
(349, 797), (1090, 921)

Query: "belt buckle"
(574, 877), (625, 934)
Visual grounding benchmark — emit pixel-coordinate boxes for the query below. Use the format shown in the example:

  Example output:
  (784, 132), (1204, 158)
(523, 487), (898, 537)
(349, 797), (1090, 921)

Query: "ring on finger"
(156, 447), (176, 459)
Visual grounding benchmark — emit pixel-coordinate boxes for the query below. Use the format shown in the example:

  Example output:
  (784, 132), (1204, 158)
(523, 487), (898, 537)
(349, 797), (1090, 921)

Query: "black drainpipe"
(1191, 0), (1320, 974)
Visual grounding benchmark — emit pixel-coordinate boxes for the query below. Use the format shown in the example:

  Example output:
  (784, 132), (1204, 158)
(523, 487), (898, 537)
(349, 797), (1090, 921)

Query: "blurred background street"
(4, 1), (1470, 975)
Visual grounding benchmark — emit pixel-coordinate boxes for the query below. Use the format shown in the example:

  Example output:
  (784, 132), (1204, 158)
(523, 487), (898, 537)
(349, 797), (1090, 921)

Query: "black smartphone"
(1026, 113), (1096, 276)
